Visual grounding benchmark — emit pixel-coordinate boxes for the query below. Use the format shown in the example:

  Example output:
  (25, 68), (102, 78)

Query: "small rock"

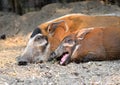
(44, 72), (52, 79)
(71, 72), (79, 76)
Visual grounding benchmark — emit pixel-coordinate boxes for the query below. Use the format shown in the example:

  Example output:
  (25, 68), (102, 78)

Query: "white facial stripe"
(36, 33), (43, 36)
(71, 45), (81, 57)
(38, 40), (47, 46)
(28, 33), (43, 45)
(32, 33), (43, 39)
(63, 43), (75, 47)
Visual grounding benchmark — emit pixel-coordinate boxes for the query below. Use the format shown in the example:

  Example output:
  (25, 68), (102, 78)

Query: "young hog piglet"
(49, 27), (120, 65)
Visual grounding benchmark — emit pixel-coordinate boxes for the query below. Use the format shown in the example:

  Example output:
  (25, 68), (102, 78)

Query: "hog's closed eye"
(35, 36), (43, 41)
(66, 39), (74, 44)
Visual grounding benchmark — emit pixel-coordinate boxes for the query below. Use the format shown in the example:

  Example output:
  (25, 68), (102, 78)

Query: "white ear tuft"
(47, 20), (69, 34)
(76, 27), (94, 39)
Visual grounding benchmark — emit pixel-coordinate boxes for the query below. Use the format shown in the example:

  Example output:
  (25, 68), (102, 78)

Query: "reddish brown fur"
(37, 14), (120, 51)
(71, 27), (120, 62)
(18, 14), (120, 65)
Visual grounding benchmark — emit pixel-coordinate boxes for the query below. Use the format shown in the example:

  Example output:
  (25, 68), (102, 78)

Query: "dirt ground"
(0, 1), (120, 85)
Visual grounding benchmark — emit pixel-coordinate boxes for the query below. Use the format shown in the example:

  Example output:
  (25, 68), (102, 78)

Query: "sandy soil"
(0, 1), (120, 85)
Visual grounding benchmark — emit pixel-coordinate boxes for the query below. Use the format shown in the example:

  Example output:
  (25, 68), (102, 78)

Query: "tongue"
(60, 54), (69, 65)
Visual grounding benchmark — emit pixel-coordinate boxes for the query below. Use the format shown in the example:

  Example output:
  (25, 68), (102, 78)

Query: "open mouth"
(59, 52), (70, 65)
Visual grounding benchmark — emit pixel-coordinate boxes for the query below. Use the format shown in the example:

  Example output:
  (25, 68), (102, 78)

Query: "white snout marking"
(38, 40), (47, 46)
(63, 42), (75, 47)
(77, 38), (84, 40)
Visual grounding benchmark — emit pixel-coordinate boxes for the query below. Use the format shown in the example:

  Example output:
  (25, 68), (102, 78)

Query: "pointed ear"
(47, 20), (69, 35)
(76, 27), (94, 40)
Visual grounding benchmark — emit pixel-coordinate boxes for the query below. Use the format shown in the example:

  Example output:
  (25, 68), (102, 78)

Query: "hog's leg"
(82, 51), (106, 62)
(82, 52), (97, 62)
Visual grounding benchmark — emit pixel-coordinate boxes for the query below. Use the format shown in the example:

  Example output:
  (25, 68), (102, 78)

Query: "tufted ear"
(76, 27), (94, 40)
(47, 20), (69, 35)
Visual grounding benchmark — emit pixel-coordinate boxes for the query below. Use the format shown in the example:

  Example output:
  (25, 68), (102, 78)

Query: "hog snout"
(18, 61), (28, 66)
(48, 52), (57, 61)
(17, 56), (29, 66)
